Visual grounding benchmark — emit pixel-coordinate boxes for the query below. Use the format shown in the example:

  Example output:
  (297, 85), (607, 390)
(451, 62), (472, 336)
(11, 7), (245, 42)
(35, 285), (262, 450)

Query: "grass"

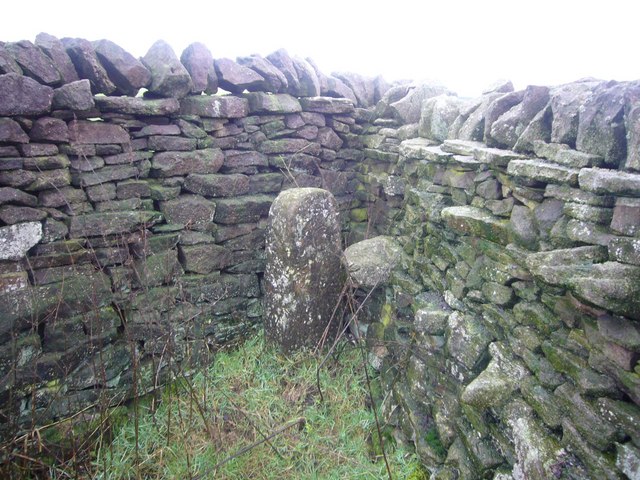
(88, 333), (423, 479)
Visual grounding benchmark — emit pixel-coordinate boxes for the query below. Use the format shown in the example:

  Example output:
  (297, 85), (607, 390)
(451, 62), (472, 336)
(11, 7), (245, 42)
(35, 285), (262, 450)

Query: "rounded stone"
(263, 188), (343, 353)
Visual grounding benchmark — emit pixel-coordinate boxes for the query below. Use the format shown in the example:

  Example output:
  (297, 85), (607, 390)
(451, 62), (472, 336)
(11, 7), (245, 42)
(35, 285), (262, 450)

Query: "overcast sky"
(3, 0), (638, 97)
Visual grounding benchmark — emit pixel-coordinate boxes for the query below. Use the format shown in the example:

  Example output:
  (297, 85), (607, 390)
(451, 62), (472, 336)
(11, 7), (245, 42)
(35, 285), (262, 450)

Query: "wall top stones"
(0, 34), (393, 114)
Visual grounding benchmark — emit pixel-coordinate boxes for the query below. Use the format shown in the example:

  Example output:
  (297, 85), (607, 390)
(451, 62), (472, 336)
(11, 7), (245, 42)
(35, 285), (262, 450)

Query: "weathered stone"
(38, 186), (86, 207)
(513, 103), (553, 153)
(462, 342), (528, 409)
(67, 120), (128, 144)
(550, 80), (599, 145)
(321, 75), (358, 105)
(507, 159), (579, 186)
(503, 399), (564, 479)
(34, 33), (78, 84)
(544, 184), (613, 207)
(68, 210), (161, 237)
(264, 188), (343, 352)
(180, 42), (218, 94)
(4, 40), (61, 85)
(178, 243), (231, 274)
(259, 138), (321, 155)
(0, 187), (37, 207)
(0, 44), (22, 75)
(26, 168), (71, 191)
(184, 173), (249, 198)
(616, 443), (640, 479)
(148, 135), (196, 152)
(419, 94), (464, 141)
(94, 95), (179, 116)
(564, 203), (613, 224)
(514, 301), (562, 334)
(160, 195), (215, 231)
(213, 195), (274, 224)
(93, 39), (151, 95)
(0, 221), (42, 260)
(569, 262), (640, 321)
(488, 86), (549, 149)
(389, 83), (449, 123)
(72, 165), (137, 187)
(299, 96), (354, 114)
(579, 167), (640, 196)
(525, 246), (608, 283)
(141, 40), (192, 98)
(533, 141), (603, 168)
(0, 72), (53, 116)
(62, 37), (116, 94)
(237, 54), (287, 93)
(447, 311), (493, 370)
(608, 237), (640, 266)
(333, 72), (376, 108)
(29, 117), (69, 142)
(457, 92), (502, 141)
(246, 92), (301, 114)
(576, 81), (632, 167)
(442, 206), (509, 245)
(625, 103), (640, 171)
(483, 91), (525, 143)
(611, 197), (640, 235)
(214, 57), (266, 93)
(150, 148), (224, 177)
(292, 56), (320, 97)
(266, 49), (301, 96)
(52, 79), (94, 110)
(344, 236), (402, 289)
(179, 95), (249, 118)
(0, 118), (28, 143)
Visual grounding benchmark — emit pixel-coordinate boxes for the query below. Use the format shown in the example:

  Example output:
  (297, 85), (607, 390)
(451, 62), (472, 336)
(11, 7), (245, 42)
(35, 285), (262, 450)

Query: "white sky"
(3, 0), (638, 97)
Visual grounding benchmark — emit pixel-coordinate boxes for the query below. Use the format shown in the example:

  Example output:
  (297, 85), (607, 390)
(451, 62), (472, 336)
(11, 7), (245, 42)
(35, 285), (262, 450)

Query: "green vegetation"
(90, 334), (423, 479)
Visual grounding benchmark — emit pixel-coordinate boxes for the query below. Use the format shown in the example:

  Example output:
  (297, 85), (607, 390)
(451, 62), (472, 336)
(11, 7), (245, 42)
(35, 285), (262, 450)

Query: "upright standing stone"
(264, 188), (343, 352)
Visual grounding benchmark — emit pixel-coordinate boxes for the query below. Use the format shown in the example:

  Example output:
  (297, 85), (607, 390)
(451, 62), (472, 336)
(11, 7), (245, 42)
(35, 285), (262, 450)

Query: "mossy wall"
(355, 80), (640, 479)
(1, 35), (639, 478)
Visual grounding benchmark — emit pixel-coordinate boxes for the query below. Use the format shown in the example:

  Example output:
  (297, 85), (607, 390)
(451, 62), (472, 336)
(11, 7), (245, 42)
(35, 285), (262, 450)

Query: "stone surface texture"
(263, 188), (343, 352)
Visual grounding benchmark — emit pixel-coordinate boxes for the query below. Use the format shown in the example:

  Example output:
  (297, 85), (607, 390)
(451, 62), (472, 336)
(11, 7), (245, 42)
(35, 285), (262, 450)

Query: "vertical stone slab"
(264, 188), (343, 352)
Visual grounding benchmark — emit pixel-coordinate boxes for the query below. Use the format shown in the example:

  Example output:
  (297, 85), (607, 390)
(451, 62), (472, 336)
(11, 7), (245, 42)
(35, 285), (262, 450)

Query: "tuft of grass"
(92, 333), (424, 479)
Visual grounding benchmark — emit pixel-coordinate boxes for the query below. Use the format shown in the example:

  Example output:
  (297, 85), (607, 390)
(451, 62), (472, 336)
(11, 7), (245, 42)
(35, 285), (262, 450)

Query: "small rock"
(578, 167), (640, 196)
(266, 48), (301, 96)
(344, 236), (402, 289)
(93, 39), (151, 95)
(292, 56), (320, 97)
(67, 120), (129, 144)
(62, 37), (116, 94)
(0, 118), (29, 143)
(35, 33), (79, 84)
(141, 40), (193, 98)
(180, 42), (218, 94)
(29, 117), (69, 142)
(237, 54), (287, 93)
(4, 40), (61, 85)
(94, 95), (179, 116)
(214, 57), (266, 93)
(0, 221), (42, 260)
(0, 73), (53, 116)
(52, 79), (95, 111)
(179, 95), (249, 118)
(576, 81), (631, 167)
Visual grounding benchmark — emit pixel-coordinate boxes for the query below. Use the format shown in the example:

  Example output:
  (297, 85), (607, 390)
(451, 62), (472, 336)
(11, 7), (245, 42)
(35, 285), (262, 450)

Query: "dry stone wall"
(355, 79), (640, 479)
(1, 33), (639, 479)
(0, 35), (377, 440)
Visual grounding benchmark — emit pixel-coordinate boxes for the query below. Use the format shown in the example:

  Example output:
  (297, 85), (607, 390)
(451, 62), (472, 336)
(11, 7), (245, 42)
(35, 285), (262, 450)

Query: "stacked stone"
(356, 79), (640, 479)
(0, 35), (368, 436)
